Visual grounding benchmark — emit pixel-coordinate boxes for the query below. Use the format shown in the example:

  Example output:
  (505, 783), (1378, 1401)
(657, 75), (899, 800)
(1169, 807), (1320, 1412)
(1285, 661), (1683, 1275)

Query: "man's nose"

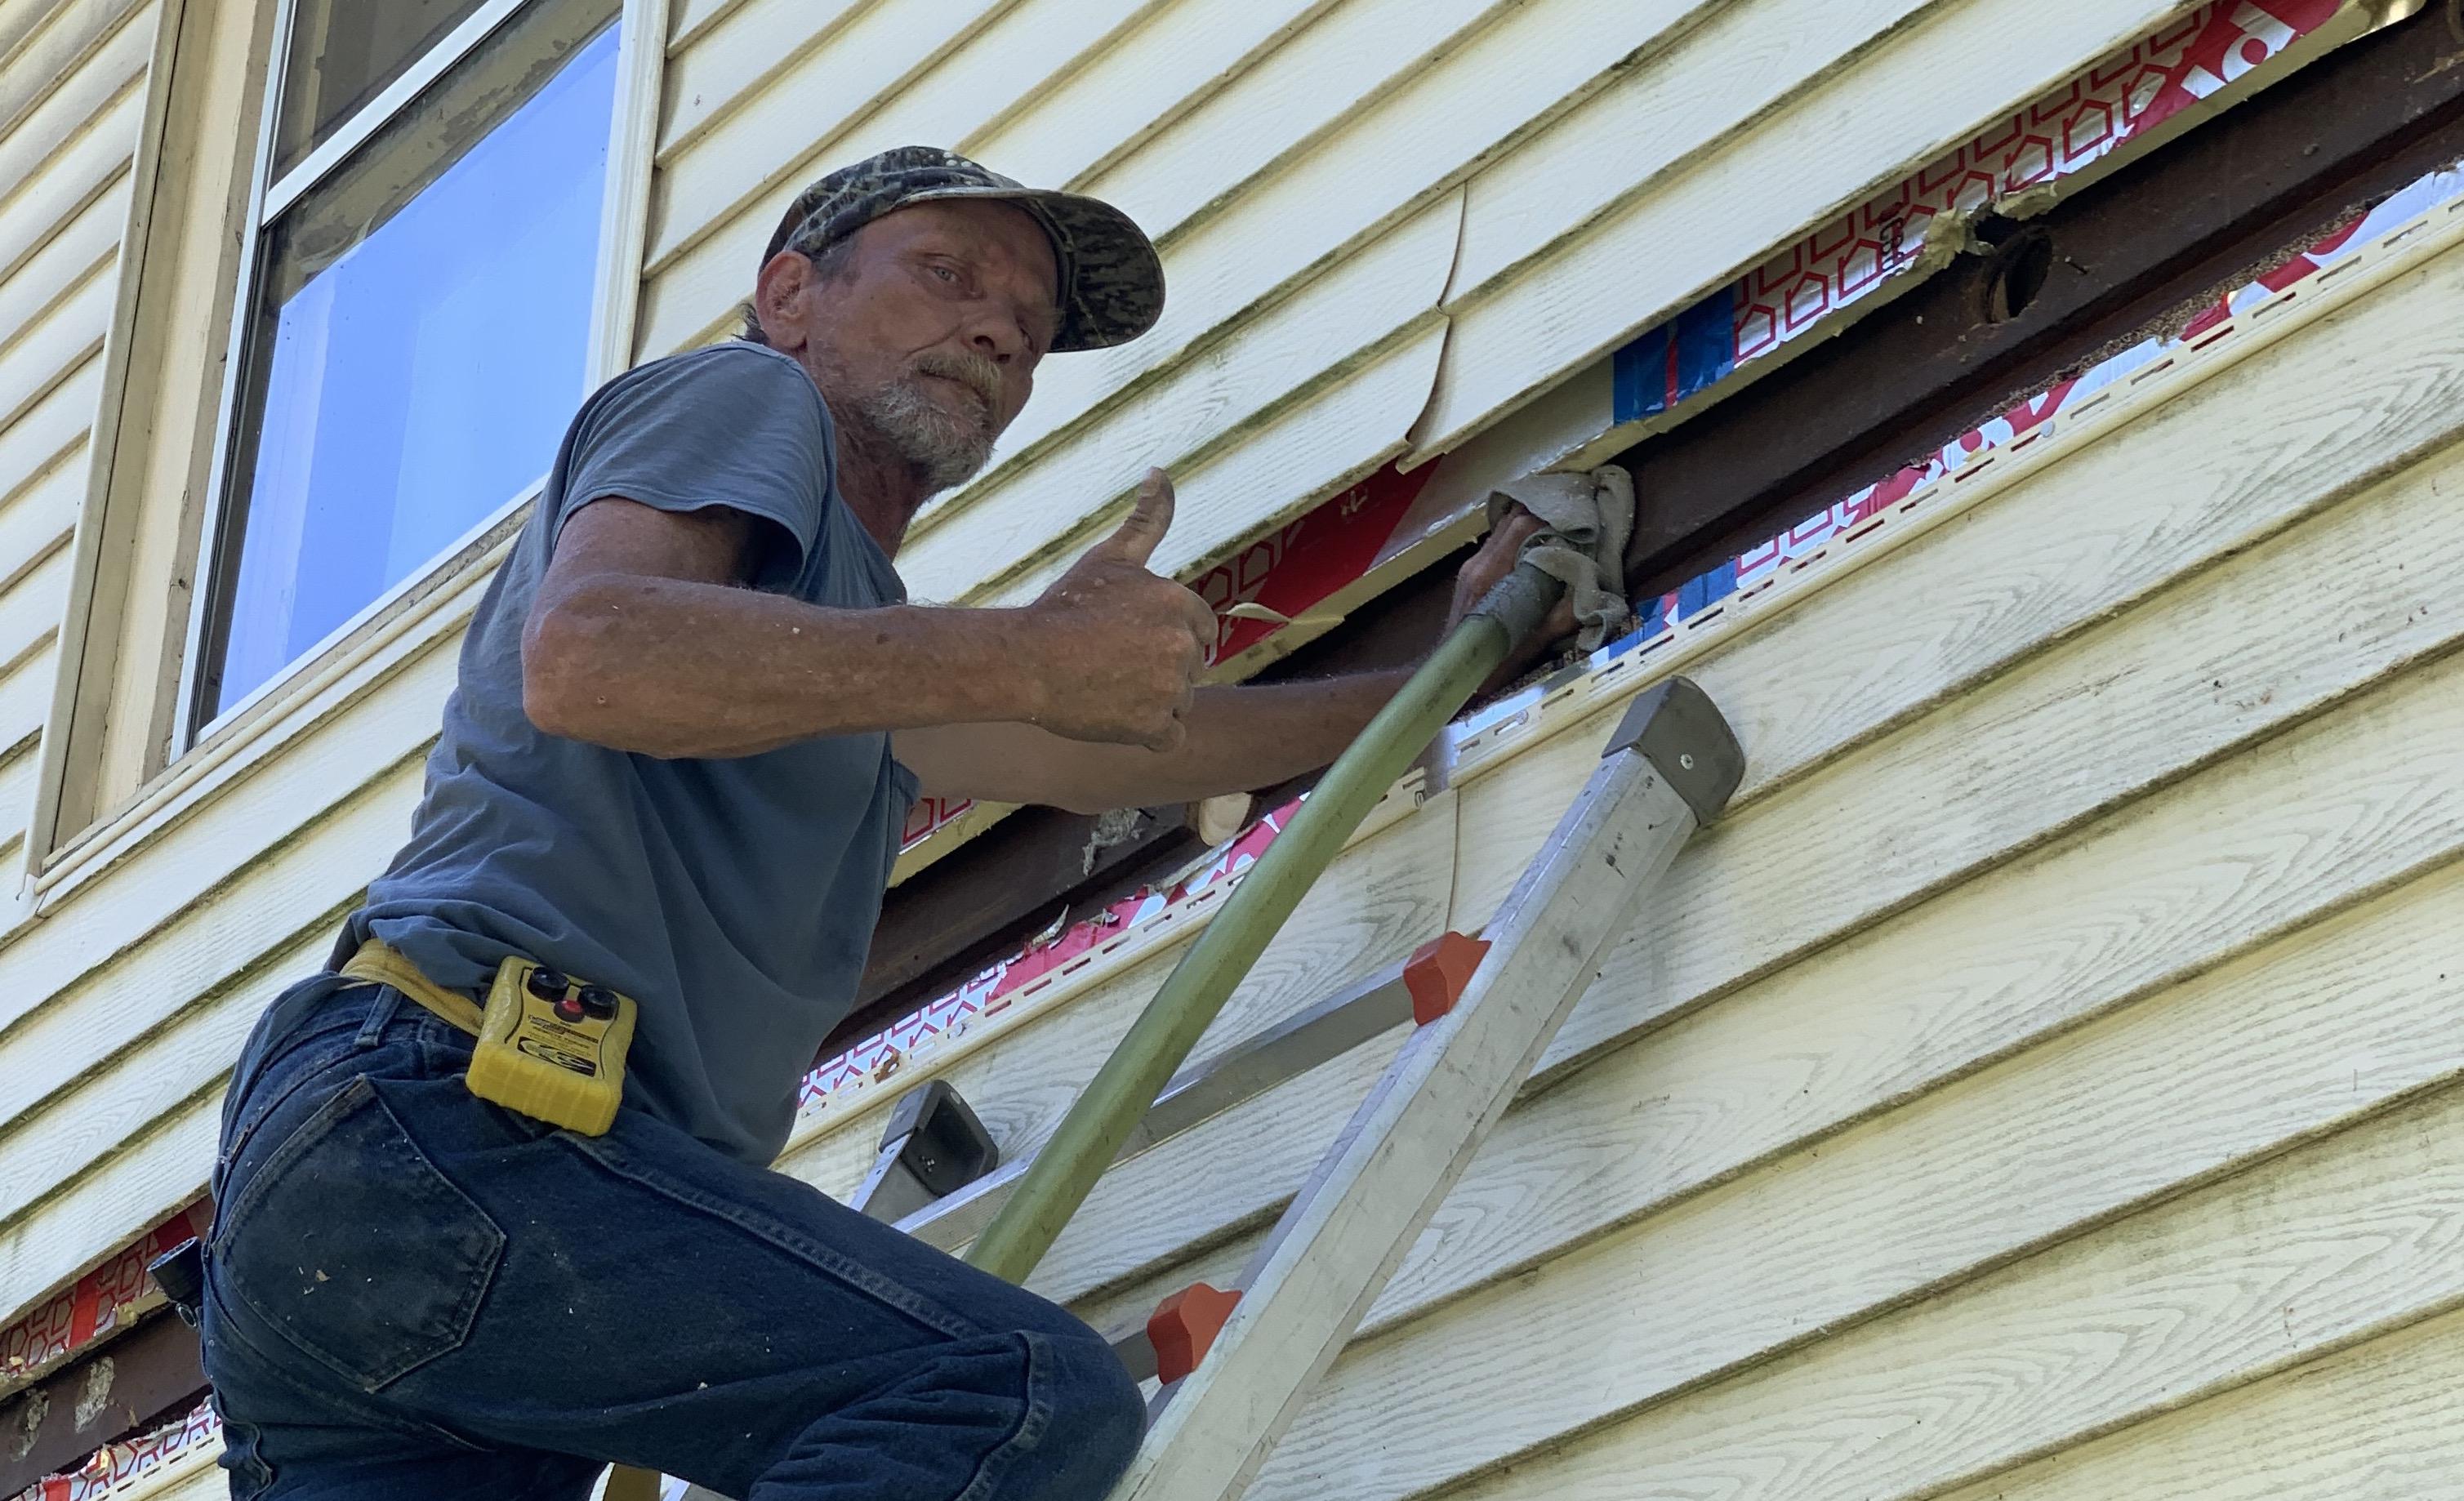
(966, 312), (1027, 365)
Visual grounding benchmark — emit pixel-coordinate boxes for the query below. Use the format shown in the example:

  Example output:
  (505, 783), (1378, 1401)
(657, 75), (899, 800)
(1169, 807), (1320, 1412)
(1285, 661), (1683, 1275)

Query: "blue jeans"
(200, 977), (1145, 1499)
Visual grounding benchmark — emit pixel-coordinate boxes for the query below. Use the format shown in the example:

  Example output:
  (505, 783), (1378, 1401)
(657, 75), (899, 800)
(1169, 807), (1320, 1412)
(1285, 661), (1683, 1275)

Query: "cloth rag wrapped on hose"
(1486, 465), (1635, 650)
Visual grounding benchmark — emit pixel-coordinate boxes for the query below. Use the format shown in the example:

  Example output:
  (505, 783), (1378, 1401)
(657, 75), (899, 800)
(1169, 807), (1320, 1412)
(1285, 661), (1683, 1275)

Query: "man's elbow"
(522, 617), (603, 743)
(521, 655), (598, 744)
(523, 592), (659, 750)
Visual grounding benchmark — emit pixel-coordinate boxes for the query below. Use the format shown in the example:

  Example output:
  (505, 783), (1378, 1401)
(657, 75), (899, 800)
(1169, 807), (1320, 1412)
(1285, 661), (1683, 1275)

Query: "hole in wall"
(1980, 226), (2055, 323)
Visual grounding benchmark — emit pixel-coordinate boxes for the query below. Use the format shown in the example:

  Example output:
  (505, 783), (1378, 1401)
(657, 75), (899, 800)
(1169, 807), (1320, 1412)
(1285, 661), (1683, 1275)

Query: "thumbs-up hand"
(1023, 470), (1219, 750)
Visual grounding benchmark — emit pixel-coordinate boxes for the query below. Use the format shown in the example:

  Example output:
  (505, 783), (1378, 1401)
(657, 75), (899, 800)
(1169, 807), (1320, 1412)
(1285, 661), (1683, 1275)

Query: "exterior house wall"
(1, 0), (2454, 1496)
(0, 0), (158, 872)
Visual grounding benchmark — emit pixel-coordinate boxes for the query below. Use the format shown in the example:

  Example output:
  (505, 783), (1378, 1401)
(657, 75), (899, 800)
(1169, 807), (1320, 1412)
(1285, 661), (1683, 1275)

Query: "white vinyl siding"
(0, 0), (151, 873)
(638, 0), (2202, 619)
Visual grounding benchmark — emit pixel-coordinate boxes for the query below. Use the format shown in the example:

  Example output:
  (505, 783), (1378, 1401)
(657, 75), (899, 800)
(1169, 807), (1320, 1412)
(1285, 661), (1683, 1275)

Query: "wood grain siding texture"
(1926, 1303), (2464, 1500)
(1432, 1078), (2464, 1501)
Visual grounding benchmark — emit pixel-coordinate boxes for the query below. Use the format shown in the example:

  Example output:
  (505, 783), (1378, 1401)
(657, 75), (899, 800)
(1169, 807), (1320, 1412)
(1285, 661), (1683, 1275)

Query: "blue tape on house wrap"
(1611, 286), (1739, 424)
(1673, 559), (1740, 621)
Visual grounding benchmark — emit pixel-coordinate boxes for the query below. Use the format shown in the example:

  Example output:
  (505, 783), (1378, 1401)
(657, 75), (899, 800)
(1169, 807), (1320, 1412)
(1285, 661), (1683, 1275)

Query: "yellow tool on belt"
(344, 941), (638, 1135)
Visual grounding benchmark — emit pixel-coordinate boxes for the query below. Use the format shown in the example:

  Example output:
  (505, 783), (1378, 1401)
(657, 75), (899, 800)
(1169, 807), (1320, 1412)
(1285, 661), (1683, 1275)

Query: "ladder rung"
(892, 951), (1433, 1249)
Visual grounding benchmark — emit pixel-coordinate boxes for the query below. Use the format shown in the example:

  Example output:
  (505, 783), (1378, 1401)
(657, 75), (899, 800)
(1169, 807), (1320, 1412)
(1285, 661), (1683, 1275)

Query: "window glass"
(270, 0), (492, 182)
(198, 6), (618, 725)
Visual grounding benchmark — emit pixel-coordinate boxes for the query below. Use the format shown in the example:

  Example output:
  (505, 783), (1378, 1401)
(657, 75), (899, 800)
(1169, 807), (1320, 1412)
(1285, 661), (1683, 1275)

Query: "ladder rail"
(1116, 679), (1737, 1501)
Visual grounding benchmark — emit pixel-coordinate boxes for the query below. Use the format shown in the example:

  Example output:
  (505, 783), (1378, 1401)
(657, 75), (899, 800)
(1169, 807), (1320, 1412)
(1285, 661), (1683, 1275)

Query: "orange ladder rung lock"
(1147, 1282), (1244, 1385)
(1404, 931), (1490, 1026)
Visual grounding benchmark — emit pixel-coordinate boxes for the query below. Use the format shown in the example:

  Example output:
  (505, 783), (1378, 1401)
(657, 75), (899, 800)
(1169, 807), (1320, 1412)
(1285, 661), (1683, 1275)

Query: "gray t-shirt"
(341, 342), (916, 1165)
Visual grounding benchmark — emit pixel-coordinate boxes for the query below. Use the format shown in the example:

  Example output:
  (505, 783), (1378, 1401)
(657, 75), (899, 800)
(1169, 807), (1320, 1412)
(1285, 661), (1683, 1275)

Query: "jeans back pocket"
(213, 1075), (506, 1391)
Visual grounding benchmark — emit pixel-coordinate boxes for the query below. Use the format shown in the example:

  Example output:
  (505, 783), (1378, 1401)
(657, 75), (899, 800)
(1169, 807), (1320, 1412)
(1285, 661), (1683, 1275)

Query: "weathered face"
(754, 199), (1062, 494)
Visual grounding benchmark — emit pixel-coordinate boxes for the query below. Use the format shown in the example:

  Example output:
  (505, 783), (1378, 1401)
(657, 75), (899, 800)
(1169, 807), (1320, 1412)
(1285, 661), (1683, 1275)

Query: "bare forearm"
(526, 573), (1037, 757)
(1110, 672), (1413, 804)
(907, 669), (1413, 813)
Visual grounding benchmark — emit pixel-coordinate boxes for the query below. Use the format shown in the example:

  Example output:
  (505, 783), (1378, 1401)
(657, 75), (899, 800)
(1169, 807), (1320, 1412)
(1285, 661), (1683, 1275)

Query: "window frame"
(172, 0), (626, 752)
(18, 0), (666, 902)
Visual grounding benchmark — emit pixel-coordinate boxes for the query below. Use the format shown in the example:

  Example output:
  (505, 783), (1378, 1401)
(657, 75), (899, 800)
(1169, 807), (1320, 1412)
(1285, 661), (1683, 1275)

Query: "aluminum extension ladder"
(653, 675), (1740, 1501)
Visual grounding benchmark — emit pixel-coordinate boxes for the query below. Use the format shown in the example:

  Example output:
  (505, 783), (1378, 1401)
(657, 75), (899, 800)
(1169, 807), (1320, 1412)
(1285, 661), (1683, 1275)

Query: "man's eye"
(929, 265), (960, 283)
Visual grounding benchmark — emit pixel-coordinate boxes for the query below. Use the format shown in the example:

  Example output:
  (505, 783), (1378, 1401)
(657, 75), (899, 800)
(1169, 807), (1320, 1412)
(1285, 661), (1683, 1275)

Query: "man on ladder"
(192, 146), (1563, 1500)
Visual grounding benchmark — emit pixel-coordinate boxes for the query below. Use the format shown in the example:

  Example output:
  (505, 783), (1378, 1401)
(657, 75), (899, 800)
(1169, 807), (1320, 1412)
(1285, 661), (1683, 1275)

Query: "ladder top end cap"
(1601, 676), (1744, 824)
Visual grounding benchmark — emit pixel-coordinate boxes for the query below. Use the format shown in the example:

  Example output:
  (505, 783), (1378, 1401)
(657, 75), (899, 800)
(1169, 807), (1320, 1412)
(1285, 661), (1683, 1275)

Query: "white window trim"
(158, 0), (287, 753)
(256, 0), (532, 223)
(23, 0), (670, 911)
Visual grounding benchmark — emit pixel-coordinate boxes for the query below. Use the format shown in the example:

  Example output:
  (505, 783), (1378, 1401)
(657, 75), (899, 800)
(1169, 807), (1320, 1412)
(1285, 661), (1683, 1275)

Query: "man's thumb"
(1098, 469), (1175, 566)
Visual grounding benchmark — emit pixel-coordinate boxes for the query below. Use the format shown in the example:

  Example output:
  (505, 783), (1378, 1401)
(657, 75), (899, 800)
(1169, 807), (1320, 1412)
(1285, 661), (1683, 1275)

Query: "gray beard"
(846, 376), (996, 493)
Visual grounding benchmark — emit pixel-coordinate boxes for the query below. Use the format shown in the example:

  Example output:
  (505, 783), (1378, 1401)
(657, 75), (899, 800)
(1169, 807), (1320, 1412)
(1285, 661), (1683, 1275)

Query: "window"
(185, 0), (622, 735)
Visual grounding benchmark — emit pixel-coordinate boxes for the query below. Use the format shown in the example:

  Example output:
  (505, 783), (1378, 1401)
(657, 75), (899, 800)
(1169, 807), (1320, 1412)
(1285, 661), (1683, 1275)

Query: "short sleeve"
(557, 345), (833, 590)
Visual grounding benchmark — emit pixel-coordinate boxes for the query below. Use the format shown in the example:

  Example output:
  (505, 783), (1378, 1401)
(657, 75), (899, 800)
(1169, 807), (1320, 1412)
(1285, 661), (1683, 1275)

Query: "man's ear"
(751, 250), (812, 350)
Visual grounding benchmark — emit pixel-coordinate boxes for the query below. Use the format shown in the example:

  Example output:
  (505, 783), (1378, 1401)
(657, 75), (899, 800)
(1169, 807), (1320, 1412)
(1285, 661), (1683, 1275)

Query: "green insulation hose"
(964, 562), (1563, 1284)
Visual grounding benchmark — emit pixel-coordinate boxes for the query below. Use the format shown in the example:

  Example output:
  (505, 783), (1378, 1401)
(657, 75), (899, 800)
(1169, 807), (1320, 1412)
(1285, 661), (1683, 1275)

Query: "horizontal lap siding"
(1340, 294), (2464, 1490)
(644, 0), (2190, 617)
(0, 0), (147, 902)
(1926, 1303), (2464, 1500)
(1431, 1040), (2464, 1501)
(0, 644), (452, 1292)
(1409, 0), (2195, 457)
(0, 0), (152, 1338)
(753, 216), (2464, 1499)
(987, 209), (2464, 1317)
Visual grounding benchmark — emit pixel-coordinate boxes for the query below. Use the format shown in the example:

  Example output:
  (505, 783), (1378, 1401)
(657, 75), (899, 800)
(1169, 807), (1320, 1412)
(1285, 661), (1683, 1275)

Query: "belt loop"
(354, 984), (403, 1049)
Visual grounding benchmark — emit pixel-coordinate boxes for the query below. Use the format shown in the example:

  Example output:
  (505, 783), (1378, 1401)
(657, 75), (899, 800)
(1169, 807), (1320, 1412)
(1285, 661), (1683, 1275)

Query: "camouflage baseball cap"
(763, 145), (1164, 353)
